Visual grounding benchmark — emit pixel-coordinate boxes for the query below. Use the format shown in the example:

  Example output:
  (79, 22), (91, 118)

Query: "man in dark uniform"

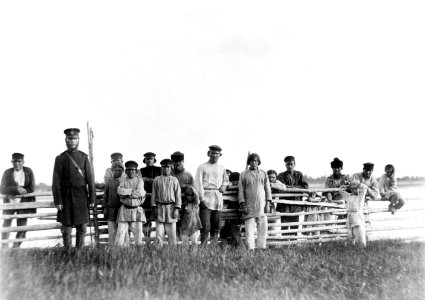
(139, 152), (161, 237)
(52, 128), (96, 249)
(1, 153), (36, 248)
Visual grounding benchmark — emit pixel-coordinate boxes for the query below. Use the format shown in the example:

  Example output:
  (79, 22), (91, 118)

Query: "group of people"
(1, 128), (405, 250)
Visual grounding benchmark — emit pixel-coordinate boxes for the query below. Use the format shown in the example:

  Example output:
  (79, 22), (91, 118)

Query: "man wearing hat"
(351, 162), (379, 200)
(170, 151), (194, 239)
(1, 153), (36, 248)
(324, 158), (351, 201)
(115, 160), (146, 246)
(194, 145), (229, 244)
(52, 128), (96, 249)
(276, 156), (309, 233)
(104, 152), (124, 183)
(140, 152), (161, 236)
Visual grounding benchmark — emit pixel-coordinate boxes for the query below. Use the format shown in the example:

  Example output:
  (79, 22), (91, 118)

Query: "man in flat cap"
(104, 152), (124, 183)
(52, 128), (96, 249)
(351, 162), (379, 200)
(276, 156), (309, 233)
(140, 152), (161, 236)
(1, 153), (36, 248)
(170, 151), (194, 239)
(194, 145), (229, 244)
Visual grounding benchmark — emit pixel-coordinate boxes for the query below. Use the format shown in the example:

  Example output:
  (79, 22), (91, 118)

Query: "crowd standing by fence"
(0, 126), (419, 250)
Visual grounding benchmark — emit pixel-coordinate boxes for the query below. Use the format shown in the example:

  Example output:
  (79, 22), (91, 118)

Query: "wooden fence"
(1, 188), (424, 247)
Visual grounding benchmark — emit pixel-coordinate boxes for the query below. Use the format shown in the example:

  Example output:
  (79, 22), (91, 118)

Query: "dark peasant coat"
(52, 150), (96, 225)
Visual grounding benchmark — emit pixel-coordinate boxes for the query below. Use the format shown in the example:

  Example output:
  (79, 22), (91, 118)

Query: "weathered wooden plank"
(0, 223), (61, 233)
(0, 202), (56, 210)
(0, 212), (57, 220)
(0, 233), (96, 244)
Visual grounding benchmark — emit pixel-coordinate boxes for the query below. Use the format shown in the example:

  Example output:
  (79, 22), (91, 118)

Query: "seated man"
(323, 158), (350, 203)
(378, 164), (405, 214)
(351, 163), (379, 201)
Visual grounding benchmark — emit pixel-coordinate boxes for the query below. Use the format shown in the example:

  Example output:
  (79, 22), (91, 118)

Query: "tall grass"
(1, 240), (424, 300)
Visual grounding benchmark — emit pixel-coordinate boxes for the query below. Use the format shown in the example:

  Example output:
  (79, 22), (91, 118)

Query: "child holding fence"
(340, 182), (367, 247)
(378, 164), (405, 214)
(180, 186), (202, 246)
(151, 159), (182, 246)
(115, 160), (146, 247)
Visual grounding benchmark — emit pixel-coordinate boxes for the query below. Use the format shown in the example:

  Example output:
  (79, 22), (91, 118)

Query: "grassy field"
(1, 240), (424, 300)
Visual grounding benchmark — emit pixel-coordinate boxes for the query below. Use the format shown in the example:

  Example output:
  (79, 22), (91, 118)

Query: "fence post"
(87, 121), (100, 246)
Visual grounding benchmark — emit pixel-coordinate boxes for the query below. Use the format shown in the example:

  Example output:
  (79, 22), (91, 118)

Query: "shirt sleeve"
(117, 181), (132, 196)
(131, 178), (146, 199)
(367, 178), (379, 200)
(238, 172), (245, 204)
(151, 179), (158, 207)
(103, 182), (109, 204)
(264, 172), (272, 201)
(174, 179), (182, 208)
(84, 156), (96, 204)
(194, 166), (205, 201)
(298, 172), (309, 189)
(378, 175), (386, 195)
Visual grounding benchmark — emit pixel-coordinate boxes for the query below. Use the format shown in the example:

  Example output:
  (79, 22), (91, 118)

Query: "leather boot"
(76, 231), (85, 249)
(200, 231), (209, 245)
(62, 233), (72, 249)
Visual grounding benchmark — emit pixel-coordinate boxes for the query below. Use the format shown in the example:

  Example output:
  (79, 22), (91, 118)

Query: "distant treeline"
(35, 176), (425, 192)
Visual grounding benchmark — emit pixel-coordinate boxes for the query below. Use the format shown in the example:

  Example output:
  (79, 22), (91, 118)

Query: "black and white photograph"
(0, 1), (424, 299)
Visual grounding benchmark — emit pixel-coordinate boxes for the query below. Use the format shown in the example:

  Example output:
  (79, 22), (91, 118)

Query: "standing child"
(180, 186), (202, 246)
(115, 160), (146, 247)
(378, 164), (405, 214)
(151, 159), (182, 246)
(239, 153), (272, 250)
(102, 161), (126, 245)
(340, 182), (368, 247)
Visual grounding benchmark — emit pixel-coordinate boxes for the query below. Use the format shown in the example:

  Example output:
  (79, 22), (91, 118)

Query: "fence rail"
(1, 189), (424, 247)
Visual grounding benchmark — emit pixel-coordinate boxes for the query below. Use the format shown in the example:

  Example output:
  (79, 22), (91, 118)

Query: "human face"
(332, 167), (342, 177)
(12, 159), (24, 171)
(285, 161), (295, 172)
(385, 168), (394, 178)
(186, 192), (195, 203)
(208, 150), (221, 163)
(112, 168), (123, 179)
(249, 158), (259, 170)
(126, 167), (138, 179)
(65, 136), (79, 150)
(161, 165), (172, 176)
(173, 161), (184, 172)
(145, 157), (155, 167)
(362, 169), (373, 179)
(268, 173), (277, 183)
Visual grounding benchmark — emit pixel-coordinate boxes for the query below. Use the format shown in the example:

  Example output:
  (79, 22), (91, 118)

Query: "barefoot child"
(151, 159), (182, 246)
(340, 182), (367, 247)
(102, 161), (125, 245)
(378, 164), (405, 214)
(180, 186), (202, 246)
(115, 160), (146, 246)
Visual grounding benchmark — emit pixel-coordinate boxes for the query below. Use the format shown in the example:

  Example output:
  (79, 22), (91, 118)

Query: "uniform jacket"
(277, 170), (309, 189)
(52, 150), (95, 225)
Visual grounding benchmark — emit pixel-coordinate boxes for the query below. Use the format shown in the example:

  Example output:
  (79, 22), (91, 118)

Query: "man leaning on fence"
(1, 153), (36, 248)
(52, 128), (96, 249)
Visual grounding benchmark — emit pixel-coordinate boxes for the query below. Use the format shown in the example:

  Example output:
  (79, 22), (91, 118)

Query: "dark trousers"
(200, 207), (222, 243)
(61, 223), (87, 249)
(2, 215), (28, 248)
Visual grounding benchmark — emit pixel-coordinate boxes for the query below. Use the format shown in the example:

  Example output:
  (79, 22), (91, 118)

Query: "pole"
(87, 121), (100, 246)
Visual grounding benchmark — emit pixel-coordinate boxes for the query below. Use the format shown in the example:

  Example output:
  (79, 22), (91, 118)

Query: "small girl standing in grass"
(180, 186), (202, 246)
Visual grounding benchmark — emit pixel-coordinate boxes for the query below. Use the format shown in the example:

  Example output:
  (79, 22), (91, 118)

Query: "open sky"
(1, 1), (424, 185)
